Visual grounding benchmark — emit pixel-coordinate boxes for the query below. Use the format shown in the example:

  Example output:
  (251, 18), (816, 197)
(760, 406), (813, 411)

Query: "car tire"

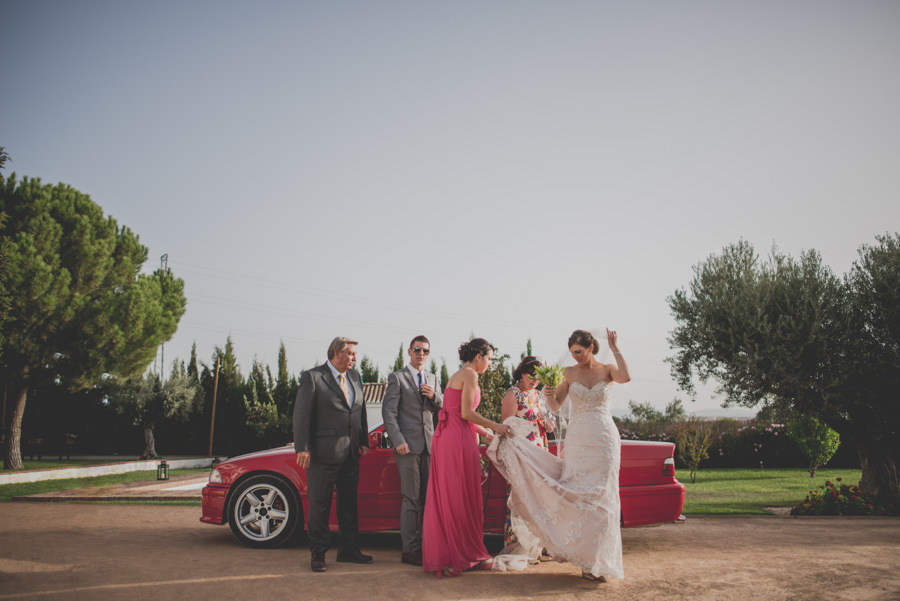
(227, 474), (302, 549)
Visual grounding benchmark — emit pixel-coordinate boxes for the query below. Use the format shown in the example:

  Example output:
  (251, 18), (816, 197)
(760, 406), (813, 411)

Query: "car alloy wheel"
(227, 474), (301, 548)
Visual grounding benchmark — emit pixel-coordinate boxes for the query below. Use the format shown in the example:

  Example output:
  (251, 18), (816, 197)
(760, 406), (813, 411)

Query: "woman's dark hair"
(513, 356), (543, 382)
(458, 338), (495, 363)
(568, 329), (600, 355)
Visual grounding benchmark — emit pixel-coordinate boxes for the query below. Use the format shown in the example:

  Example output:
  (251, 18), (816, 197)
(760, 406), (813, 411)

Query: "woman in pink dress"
(422, 338), (512, 578)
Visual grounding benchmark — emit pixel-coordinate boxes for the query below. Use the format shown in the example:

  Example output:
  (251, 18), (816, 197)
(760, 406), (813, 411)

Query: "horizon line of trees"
(8, 335), (540, 459)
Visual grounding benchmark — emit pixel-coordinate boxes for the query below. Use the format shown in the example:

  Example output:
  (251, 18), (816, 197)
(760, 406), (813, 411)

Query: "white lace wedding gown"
(487, 381), (624, 579)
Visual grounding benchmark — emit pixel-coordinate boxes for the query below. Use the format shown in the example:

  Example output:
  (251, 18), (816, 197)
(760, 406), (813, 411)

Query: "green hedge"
(616, 419), (859, 470)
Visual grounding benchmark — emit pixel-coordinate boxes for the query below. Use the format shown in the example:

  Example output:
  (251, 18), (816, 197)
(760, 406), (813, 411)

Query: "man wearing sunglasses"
(381, 335), (443, 566)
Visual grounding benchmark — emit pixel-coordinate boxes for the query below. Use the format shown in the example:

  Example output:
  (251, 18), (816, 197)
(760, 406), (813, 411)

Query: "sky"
(2, 1), (898, 416)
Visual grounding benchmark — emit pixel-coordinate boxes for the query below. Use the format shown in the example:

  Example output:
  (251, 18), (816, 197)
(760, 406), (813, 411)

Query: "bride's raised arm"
(607, 328), (631, 384)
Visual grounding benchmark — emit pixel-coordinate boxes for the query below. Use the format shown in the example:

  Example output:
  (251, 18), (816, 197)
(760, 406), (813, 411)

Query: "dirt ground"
(0, 504), (898, 601)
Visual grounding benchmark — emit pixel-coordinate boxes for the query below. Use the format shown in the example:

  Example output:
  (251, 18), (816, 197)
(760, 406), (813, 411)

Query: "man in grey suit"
(381, 335), (443, 566)
(293, 337), (372, 573)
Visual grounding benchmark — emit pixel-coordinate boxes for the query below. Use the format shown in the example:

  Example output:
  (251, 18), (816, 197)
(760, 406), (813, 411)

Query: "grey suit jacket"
(381, 368), (443, 455)
(293, 363), (369, 465)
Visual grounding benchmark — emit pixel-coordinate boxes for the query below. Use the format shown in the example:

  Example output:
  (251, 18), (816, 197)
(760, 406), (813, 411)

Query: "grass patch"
(0, 469), (208, 502)
(0, 460), (124, 473)
(682, 467), (862, 515)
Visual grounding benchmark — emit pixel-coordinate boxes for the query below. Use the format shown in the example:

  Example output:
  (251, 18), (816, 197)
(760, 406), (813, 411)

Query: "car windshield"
(366, 406), (383, 433)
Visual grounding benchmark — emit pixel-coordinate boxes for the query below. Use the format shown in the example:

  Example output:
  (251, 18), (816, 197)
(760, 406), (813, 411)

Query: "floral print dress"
(503, 385), (551, 548)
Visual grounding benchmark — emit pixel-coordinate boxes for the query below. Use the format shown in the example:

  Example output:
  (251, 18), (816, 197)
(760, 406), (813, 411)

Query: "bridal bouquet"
(532, 364), (565, 388)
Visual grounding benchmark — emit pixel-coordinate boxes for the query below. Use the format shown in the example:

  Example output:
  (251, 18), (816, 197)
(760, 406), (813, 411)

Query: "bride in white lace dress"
(487, 329), (630, 581)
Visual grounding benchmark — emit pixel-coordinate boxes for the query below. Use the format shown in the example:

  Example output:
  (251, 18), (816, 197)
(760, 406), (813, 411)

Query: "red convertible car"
(201, 416), (685, 548)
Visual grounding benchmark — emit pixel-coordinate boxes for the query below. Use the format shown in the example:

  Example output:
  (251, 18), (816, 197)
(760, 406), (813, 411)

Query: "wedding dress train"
(487, 381), (624, 580)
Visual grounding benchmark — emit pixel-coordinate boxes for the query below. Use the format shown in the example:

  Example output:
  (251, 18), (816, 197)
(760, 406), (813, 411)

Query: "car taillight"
(662, 457), (675, 478)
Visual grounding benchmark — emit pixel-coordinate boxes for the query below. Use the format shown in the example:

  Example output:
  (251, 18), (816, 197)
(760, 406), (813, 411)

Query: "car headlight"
(209, 468), (223, 484)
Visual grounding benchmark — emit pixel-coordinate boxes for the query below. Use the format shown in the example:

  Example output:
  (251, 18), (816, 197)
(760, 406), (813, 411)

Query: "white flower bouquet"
(532, 364), (565, 388)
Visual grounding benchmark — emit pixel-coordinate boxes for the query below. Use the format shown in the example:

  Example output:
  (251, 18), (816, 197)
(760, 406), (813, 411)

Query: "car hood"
(220, 445), (297, 464)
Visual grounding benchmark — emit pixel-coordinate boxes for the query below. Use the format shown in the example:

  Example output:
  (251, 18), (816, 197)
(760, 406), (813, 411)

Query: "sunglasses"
(411, 347), (431, 355)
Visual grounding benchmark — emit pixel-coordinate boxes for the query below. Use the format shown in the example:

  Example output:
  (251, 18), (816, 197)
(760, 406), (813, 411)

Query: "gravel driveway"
(0, 504), (897, 601)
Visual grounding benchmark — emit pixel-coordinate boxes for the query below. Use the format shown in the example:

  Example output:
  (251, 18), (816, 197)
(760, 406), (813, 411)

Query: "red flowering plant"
(790, 478), (896, 516)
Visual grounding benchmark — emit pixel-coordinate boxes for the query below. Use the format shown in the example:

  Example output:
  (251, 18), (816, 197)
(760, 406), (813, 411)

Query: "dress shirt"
(327, 360), (356, 407)
(406, 364), (426, 388)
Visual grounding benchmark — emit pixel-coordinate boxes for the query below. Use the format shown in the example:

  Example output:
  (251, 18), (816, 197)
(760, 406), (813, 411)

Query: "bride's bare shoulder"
(598, 363), (616, 381)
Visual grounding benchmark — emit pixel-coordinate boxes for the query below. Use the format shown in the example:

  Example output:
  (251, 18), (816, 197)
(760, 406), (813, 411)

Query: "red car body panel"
(201, 424), (685, 532)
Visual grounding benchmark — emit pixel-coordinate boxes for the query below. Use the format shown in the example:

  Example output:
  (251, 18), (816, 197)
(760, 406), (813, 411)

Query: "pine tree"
(0, 174), (187, 469)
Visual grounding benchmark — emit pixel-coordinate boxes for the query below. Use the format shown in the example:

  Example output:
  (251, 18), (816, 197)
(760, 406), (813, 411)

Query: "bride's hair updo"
(459, 338), (495, 363)
(568, 329), (600, 355)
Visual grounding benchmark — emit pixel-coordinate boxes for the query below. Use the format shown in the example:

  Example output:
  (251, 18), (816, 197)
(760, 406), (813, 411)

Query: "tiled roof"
(362, 382), (387, 403)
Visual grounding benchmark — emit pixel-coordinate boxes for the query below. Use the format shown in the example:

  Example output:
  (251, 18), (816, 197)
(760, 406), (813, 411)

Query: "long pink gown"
(422, 386), (492, 576)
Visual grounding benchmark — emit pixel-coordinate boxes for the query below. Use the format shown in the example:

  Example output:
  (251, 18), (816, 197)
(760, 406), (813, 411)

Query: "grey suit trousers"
(396, 450), (429, 553)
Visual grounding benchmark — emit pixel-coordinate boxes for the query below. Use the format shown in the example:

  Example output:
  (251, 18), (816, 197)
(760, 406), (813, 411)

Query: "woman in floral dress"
(499, 356), (554, 556)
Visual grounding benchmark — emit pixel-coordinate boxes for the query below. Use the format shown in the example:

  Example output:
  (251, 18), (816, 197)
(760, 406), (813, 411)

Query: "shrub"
(673, 417), (714, 483)
(790, 479), (896, 516)
(706, 421), (797, 468)
(616, 418), (856, 470)
(786, 416), (840, 477)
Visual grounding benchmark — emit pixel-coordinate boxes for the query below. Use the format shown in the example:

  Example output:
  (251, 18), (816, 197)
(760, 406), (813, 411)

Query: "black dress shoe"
(336, 548), (374, 564)
(401, 551), (422, 566)
(311, 554), (326, 572)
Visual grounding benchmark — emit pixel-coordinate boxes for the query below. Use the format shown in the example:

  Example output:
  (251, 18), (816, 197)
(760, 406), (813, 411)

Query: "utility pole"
(208, 356), (221, 457)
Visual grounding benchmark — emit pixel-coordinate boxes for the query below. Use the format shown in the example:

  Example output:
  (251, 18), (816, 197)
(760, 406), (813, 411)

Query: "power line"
(171, 260), (567, 335)
(174, 261), (663, 350)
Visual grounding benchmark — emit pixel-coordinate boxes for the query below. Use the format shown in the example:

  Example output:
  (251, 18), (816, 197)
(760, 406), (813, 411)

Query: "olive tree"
(106, 368), (200, 459)
(667, 235), (899, 507)
(0, 174), (186, 468)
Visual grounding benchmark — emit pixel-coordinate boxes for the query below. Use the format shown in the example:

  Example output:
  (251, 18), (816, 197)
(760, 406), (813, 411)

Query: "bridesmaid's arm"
(459, 370), (510, 436)
(474, 424), (492, 439)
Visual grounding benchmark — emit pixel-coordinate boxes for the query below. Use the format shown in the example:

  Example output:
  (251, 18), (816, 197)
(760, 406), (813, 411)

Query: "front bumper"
(200, 484), (229, 525)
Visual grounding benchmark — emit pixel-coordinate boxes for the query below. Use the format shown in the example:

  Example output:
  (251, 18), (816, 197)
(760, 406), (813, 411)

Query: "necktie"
(339, 373), (350, 405)
(417, 372), (425, 405)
